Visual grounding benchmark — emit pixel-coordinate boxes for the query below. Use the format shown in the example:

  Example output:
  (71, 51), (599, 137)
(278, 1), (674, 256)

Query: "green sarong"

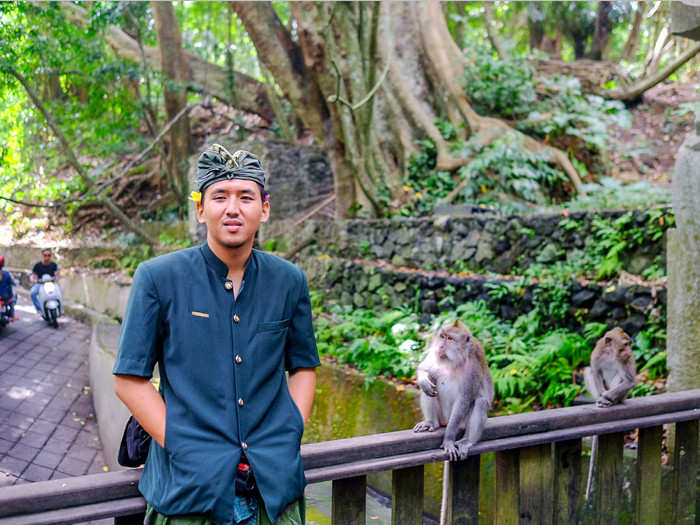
(143, 498), (303, 525)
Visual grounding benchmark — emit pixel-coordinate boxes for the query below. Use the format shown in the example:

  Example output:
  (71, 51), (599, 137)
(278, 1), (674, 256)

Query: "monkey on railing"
(413, 319), (494, 525)
(583, 327), (637, 501)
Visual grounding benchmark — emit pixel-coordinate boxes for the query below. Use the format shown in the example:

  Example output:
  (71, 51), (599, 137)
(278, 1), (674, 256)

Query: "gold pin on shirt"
(192, 311), (210, 318)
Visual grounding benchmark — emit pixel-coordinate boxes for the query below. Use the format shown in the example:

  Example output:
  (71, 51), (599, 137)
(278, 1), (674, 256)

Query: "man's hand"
(287, 368), (317, 424)
(114, 375), (166, 447)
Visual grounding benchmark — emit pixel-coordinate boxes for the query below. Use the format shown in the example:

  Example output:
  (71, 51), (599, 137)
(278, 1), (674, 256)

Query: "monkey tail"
(440, 460), (450, 525)
(585, 435), (599, 501)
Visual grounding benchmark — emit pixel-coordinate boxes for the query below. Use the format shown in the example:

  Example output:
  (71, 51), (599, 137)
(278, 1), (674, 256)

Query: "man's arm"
(287, 368), (316, 423)
(114, 374), (166, 447)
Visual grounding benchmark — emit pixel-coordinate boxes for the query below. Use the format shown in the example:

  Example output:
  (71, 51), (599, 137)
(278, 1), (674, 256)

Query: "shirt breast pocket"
(253, 319), (290, 370)
(257, 319), (290, 333)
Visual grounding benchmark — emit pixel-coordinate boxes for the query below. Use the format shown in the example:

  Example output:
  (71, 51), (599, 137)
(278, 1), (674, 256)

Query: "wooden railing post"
(519, 444), (553, 524)
(595, 432), (625, 525)
(446, 455), (481, 525)
(391, 465), (424, 525)
(553, 439), (582, 525)
(332, 475), (366, 525)
(635, 425), (662, 525)
(495, 449), (520, 525)
(672, 420), (699, 524)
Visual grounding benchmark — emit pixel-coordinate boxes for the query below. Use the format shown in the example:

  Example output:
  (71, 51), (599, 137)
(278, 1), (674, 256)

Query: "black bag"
(118, 416), (152, 467)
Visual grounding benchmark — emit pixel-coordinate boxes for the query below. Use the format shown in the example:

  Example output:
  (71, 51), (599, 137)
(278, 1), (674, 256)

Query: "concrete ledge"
(89, 319), (131, 471)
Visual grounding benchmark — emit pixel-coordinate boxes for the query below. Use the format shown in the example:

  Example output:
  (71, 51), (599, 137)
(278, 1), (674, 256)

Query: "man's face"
(41, 251), (51, 264)
(196, 179), (270, 250)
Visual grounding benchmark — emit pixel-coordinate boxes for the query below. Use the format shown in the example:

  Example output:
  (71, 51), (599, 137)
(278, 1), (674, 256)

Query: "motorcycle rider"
(0, 256), (18, 322)
(30, 248), (59, 314)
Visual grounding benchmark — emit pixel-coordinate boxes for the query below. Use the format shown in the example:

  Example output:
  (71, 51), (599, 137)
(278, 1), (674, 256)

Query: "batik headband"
(193, 144), (266, 202)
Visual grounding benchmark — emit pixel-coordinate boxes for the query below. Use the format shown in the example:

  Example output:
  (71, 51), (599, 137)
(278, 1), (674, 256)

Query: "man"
(0, 256), (18, 321)
(113, 145), (319, 525)
(30, 248), (59, 314)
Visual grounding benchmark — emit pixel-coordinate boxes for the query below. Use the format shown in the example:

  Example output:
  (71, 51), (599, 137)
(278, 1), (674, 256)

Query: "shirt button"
(235, 355), (243, 364)
(238, 398), (244, 407)
(233, 314), (240, 323)
(225, 281), (233, 291)
(242, 442), (248, 450)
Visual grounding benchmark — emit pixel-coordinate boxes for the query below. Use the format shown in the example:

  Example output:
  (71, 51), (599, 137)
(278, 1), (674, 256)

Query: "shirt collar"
(200, 242), (258, 283)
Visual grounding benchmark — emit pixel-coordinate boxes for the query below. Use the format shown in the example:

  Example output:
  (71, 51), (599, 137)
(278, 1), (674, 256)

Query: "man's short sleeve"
(284, 271), (320, 372)
(32, 263), (40, 275)
(113, 264), (161, 378)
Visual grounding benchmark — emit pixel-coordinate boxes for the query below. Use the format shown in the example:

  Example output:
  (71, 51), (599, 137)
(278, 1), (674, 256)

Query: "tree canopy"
(1, 1), (698, 243)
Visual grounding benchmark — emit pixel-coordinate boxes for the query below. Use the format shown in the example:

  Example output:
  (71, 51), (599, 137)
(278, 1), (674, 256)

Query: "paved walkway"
(0, 302), (108, 486)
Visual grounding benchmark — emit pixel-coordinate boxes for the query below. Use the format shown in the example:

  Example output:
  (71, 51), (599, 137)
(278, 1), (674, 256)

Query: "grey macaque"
(583, 327), (637, 500)
(413, 319), (494, 460)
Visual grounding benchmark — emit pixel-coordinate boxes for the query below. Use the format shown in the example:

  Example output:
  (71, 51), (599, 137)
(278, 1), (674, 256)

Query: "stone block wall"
(300, 257), (665, 337)
(270, 208), (670, 275)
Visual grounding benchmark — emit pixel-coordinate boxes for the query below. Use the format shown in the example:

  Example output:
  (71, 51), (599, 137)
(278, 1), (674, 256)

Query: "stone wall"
(269, 208), (671, 275)
(300, 257), (665, 337)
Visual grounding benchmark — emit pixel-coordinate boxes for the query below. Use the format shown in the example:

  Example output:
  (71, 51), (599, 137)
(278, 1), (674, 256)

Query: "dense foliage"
(401, 47), (636, 217)
(312, 298), (664, 414)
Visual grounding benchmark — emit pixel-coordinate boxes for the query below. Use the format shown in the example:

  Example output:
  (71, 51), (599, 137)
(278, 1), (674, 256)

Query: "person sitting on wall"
(30, 248), (59, 314)
(0, 256), (19, 321)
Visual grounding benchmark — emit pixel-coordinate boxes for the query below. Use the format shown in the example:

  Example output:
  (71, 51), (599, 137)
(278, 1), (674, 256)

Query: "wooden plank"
(595, 432), (624, 525)
(495, 449), (520, 525)
(519, 444), (553, 525)
(635, 425), (662, 525)
(449, 455), (480, 525)
(305, 408), (700, 484)
(332, 475), (366, 525)
(672, 419), (699, 524)
(301, 391), (700, 470)
(391, 465), (423, 525)
(553, 439), (582, 525)
(0, 497), (146, 525)
(0, 469), (142, 518)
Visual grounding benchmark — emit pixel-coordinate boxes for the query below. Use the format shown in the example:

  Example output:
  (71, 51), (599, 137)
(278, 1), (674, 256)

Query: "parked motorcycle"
(37, 274), (63, 328)
(0, 296), (13, 333)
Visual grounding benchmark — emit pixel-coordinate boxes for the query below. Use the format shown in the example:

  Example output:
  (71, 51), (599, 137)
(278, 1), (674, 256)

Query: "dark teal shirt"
(113, 243), (320, 524)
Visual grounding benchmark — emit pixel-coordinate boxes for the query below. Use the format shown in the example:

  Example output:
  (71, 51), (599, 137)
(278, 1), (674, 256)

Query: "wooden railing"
(1, 390), (698, 525)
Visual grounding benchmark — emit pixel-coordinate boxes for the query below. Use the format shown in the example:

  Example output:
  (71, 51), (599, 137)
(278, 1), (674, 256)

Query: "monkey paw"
(418, 379), (438, 397)
(456, 442), (472, 459)
(596, 398), (613, 408)
(442, 441), (460, 462)
(413, 421), (438, 433)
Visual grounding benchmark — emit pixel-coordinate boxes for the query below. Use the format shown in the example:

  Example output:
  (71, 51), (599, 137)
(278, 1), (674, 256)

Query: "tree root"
(418, 1), (584, 194)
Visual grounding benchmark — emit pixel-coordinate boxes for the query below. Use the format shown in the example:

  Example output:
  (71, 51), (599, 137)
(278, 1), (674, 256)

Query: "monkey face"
(435, 323), (472, 364)
(603, 327), (632, 358)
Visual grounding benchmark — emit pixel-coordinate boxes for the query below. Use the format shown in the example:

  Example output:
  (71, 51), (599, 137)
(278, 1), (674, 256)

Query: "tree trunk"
(236, 1), (584, 214)
(152, 1), (193, 209)
(589, 1), (613, 60)
(620, 1), (645, 62)
(230, 2), (359, 218)
(484, 3), (506, 59)
(527, 3), (545, 53)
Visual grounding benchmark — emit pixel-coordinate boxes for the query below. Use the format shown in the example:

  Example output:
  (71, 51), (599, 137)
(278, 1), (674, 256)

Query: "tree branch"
(608, 40), (700, 100)
(49, 1), (275, 121)
(9, 68), (161, 247)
